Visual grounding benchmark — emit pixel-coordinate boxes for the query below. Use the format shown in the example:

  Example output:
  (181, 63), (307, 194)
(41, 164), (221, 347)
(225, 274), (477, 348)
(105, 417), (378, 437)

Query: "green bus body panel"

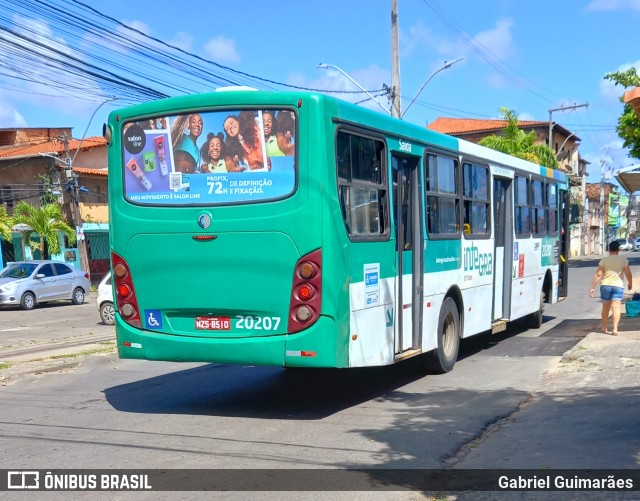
(116, 315), (344, 367)
(125, 231), (297, 337)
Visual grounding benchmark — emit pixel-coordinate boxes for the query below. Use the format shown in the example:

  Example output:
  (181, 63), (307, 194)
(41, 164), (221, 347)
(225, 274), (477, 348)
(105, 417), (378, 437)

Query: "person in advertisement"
(200, 132), (227, 174)
(123, 108), (296, 205)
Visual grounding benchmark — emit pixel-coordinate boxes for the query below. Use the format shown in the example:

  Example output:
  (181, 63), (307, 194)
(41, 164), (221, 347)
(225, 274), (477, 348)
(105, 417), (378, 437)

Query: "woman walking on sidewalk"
(589, 240), (633, 335)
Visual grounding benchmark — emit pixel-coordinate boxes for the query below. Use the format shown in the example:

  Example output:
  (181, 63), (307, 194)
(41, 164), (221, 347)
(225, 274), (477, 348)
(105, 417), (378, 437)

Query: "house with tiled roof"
(428, 116), (591, 256)
(0, 128), (110, 281)
(427, 117), (588, 179)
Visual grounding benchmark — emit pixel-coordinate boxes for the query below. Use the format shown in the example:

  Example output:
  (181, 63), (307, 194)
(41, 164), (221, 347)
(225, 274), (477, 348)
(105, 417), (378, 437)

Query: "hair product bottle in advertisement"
(126, 157), (153, 190)
(143, 151), (156, 172)
(154, 136), (169, 176)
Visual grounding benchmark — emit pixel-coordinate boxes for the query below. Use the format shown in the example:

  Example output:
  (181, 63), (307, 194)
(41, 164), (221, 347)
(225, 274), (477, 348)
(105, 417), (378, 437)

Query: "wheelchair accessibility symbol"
(144, 309), (163, 329)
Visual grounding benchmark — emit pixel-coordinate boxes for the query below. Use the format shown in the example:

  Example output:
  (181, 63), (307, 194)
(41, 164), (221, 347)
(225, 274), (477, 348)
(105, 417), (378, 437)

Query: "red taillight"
(288, 249), (322, 333)
(297, 284), (314, 301)
(84, 272), (90, 280)
(111, 251), (142, 328)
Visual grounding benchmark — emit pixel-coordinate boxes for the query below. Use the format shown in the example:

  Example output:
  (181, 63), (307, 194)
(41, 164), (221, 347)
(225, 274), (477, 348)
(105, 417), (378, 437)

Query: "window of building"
(426, 154), (459, 236)
(336, 131), (388, 239)
(462, 162), (490, 236)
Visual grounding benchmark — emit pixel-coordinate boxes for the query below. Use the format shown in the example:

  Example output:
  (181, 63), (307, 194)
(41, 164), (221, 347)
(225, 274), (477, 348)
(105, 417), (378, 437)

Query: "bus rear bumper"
(115, 315), (347, 368)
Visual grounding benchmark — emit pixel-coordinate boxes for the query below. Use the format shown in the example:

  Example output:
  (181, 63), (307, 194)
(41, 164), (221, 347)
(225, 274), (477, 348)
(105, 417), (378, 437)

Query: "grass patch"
(0, 362), (12, 370)
(49, 346), (116, 360)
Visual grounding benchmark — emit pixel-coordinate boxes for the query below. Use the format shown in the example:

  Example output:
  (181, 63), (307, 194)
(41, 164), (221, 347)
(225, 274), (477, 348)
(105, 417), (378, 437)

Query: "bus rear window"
(121, 108), (296, 205)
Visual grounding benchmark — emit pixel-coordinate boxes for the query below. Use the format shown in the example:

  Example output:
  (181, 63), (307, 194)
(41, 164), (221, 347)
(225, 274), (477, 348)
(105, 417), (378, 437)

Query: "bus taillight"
(111, 252), (142, 328)
(288, 249), (322, 333)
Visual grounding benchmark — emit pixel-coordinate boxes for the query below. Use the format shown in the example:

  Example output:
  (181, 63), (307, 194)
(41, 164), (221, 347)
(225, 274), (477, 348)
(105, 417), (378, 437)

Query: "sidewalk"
(447, 320), (640, 500)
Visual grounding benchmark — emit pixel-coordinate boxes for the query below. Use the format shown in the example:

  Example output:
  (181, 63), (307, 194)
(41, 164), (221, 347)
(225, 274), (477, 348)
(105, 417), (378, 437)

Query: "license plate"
(195, 316), (231, 330)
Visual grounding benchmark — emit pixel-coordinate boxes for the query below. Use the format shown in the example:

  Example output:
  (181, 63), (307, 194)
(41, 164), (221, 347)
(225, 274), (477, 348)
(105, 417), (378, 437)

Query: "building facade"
(0, 128), (109, 284)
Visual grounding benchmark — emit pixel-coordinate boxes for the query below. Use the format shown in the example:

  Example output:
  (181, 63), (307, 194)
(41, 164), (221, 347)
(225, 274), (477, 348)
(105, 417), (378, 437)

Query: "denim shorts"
(600, 285), (624, 301)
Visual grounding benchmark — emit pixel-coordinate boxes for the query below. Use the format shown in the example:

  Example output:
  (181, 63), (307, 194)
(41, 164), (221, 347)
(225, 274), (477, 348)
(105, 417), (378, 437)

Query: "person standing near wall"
(589, 240), (633, 335)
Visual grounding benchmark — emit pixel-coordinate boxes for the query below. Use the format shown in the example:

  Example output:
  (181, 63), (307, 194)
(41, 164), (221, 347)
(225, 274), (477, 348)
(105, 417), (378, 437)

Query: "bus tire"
(422, 297), (460, 374)
(527, 291), (545, 329)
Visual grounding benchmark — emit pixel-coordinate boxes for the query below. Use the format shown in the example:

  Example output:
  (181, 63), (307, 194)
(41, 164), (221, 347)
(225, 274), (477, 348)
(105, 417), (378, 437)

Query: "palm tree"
(0, 205), (12, 242)
(11, 202), (76, 259)
(479, 108), (559, 170)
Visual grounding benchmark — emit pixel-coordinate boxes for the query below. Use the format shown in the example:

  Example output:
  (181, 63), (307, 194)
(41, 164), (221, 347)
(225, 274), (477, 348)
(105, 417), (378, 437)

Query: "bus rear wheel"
(527, 291), (545, 329)
(422, 297), (460, 374)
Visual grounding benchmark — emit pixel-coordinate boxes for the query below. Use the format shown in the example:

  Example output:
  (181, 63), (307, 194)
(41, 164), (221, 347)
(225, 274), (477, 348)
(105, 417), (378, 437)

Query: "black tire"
(72, 287), (85, 305)
(20, 291), (36, 310)
(100, 301), (116, 325)
(422, 297), (460, 374)
(527, 291), (545, 329)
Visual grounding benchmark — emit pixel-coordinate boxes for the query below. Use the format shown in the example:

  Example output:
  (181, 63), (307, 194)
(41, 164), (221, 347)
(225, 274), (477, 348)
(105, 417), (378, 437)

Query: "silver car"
(0, 260), (90, 310)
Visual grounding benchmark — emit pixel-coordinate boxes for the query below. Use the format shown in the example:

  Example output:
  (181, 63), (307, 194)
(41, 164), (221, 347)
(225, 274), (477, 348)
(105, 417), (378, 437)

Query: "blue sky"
(1, 0), (639, 184)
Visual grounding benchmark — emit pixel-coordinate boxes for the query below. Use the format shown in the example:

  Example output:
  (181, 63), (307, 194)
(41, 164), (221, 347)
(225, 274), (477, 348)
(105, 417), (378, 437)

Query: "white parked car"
(97, 272), (115, 325)
(616, 238), (633, 251)
(0, 260), (90, 310)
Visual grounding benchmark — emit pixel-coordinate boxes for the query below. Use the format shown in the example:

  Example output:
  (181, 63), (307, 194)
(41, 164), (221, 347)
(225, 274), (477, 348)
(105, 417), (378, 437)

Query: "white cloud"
(473, 18), (515, 61)
(168, 32), (193, 52)
(288, 64), (391, 113)
(1, 15), (106, 119)
(400, 20), (436, 57)
(600, 60), (640, 103)
(434, 18), (515, 63)
(203, 37), (240, 63)
(486, 72), (508, 89)
(122, 20), (151, 36)
(586, 0), (640, 12)
(0, 99), (27, 127)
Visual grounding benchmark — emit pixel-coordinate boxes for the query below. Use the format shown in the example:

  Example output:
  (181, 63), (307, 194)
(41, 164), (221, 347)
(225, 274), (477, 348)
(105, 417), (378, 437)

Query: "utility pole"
(63, 133), (90, 274)
(548, 102), (589, 150)
(390, 0), (401, 118)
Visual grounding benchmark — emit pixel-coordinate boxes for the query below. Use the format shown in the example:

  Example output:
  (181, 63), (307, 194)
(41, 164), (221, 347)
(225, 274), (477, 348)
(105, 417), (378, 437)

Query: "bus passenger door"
(558, 188), (569, 297)
(492, 177), (513, 320)
(392, 155), (424, 355)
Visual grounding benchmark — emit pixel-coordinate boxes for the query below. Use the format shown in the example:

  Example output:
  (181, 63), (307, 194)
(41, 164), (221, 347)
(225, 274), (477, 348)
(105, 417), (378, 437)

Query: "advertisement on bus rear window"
(121, 109), (296, 205)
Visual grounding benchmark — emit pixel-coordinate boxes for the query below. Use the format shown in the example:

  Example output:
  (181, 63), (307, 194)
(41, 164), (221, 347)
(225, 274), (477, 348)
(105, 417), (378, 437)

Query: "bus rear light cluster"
(111, 252), (142, 328)
(288, 249), (322, 334)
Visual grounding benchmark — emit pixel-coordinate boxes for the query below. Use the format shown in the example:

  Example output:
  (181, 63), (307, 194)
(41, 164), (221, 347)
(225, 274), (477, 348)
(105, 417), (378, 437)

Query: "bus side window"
(336, 131), (388, 240)
(425, 153), (459, 237)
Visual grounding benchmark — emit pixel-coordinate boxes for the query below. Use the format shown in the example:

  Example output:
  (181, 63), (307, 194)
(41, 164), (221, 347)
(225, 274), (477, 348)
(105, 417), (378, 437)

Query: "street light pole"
(63, 133), (90, 274)
(548, 102), (589, 150)
(390, 0), (401, 118)
(316, 63), (391, 114)
(401, 57), (464, 118)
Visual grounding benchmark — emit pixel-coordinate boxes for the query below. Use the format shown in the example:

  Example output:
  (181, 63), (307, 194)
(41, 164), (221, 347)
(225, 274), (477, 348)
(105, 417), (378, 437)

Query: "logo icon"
(144, 310), (163, 329)
(198, 214), (211, 229)
(8, 471), (39, 489)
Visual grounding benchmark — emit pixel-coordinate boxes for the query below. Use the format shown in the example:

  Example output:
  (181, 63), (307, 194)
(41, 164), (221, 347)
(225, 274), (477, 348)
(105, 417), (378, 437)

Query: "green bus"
(105, 89), (569, 373)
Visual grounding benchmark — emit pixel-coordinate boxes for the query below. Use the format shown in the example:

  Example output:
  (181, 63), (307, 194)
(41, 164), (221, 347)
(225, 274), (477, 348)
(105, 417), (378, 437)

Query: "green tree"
(11, 202), (76, 259)
(604, 67), (640, 160)
(35, 173), (61, 206)
(478, 108), (559, 170)
(0, 205), (12, 242)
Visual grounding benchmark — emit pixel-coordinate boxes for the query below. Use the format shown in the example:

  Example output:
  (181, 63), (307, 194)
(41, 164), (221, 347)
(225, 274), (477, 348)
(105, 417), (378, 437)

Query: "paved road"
(0, 291), (115, 370)
(0, 256), (638, 500)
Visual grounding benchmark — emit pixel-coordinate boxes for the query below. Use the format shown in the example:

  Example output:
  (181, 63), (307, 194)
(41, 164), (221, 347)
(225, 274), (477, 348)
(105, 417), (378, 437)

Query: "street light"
(401, 57), (464, 118)
(316, 63), (391, 115)
(556, 131), (580, 161)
